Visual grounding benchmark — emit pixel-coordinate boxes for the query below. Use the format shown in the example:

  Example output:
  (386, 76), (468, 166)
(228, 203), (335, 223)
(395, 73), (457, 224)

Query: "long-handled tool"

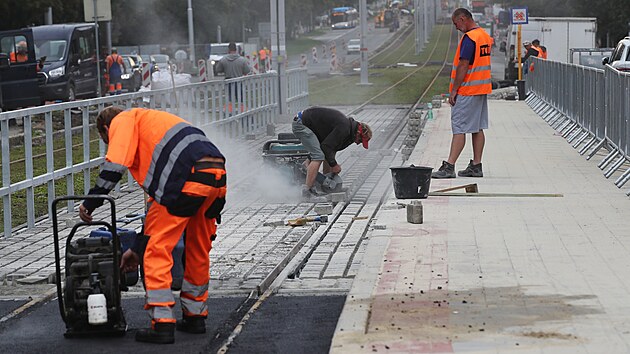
(263, 215), (328, 227)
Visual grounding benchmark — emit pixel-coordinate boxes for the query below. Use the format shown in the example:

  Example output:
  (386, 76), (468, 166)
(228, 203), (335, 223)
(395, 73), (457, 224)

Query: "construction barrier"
(329, 53), (338, 73)
(198, 59), (207, 82)
(342, 38), (346, 51)
(141, 62), (151, 88)
(247, 55), (260, 75)
(300, 54), (307, 67)
(207, 59), (215, 79)
(312, 47), (318, 63)
(322, 44), (327, 59)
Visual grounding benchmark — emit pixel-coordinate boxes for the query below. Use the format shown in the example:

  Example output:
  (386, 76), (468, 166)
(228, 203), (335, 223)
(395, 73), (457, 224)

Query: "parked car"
(0, 23), (100, 109)
(150, 54), (170, 72)
(602, 36), (630, 72)
(120, 56), (141, 92)
(347, 39), (361, 55)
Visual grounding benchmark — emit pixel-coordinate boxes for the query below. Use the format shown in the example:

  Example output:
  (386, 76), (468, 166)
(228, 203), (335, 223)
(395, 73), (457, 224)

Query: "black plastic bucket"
(390, 165), (433, 199)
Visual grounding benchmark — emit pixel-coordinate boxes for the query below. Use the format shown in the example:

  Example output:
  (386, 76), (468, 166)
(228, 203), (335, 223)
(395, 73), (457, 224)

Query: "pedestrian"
(258, 47), (267, 73)
(78, 106), (227, 344)
(105, 48), (126, 95)
(522, 40), (542, 73)
(292, 106), (372, 198)
(432, 8), (492, 179)
(532, 39), (548, 60)
(215, 42), (251, 113)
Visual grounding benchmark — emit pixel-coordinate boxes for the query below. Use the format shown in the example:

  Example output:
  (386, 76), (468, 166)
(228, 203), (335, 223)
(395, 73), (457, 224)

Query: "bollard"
(312, 46), (319, 63)
(141, 62), (151, 88)
(198, 59), (207, 82)
(406, 201), (423, 224)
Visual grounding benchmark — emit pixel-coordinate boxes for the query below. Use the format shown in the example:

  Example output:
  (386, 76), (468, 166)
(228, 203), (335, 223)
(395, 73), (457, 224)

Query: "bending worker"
(292, 106), (372, 198)
(79, 107), (227, 344)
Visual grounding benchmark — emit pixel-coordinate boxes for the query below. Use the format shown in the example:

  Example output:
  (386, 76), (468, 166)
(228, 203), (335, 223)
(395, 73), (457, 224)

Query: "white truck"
(503, 17), (597, 81)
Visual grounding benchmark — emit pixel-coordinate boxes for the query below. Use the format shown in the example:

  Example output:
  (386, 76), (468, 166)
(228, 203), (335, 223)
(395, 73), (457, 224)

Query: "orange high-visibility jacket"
(83, 109), (224, 211)
(450, 27), (493, 96)
(9, 52), (28, 63)
(529, 45), (544, 71)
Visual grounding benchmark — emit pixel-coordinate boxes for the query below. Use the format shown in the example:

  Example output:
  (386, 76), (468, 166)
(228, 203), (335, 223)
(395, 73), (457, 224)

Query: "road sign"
(510, 7), (528, 25)
(83, 0), (112, 22)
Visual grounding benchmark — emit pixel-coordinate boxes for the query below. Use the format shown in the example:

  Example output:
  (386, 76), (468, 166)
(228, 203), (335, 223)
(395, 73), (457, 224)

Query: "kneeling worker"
(79, 106), (227, 344)
(292, 106), (372, 198)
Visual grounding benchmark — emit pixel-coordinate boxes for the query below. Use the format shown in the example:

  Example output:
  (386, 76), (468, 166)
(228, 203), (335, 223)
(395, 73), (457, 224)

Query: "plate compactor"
(52, 195), (133, 338)
(262, 132), (344, 194)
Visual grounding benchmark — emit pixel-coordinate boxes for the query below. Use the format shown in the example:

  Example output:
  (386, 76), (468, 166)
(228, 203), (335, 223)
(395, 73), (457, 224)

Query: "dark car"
(31, 24), (100, 101)
(120, 56), (141, 92)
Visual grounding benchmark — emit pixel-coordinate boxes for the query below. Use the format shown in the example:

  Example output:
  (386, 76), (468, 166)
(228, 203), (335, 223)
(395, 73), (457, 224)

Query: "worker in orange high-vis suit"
(10, 41), (29, 63)
(432, 8), (492, 179)
(105, 48), (126, 95)
(79, 106), (227, 344)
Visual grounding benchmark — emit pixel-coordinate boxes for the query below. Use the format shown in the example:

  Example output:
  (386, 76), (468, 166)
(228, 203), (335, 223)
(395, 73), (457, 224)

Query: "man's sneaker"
(432, 161), (456, 179)
(458, 160), (483, 177)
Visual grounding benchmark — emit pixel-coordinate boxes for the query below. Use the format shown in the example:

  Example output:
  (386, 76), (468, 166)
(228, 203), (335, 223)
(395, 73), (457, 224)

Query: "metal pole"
(423, 0), (428, 43)
(278, 0), (288, 114)
(106, 21), (112, 55)
(187, 0), (196, 63)
(217, 25), (222, 43)
(93, 0), (102, 97)
(45, 7), (53, 25)
(358, 0), (370, 85)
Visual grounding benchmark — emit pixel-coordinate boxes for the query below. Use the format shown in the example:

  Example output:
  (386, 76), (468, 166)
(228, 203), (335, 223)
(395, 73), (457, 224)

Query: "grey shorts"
(451, 94), (488, 134)
(292, 122), (325, 161)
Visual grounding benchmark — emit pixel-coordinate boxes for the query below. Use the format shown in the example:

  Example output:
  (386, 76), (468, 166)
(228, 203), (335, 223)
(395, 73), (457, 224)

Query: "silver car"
(347, 39), (361, 55)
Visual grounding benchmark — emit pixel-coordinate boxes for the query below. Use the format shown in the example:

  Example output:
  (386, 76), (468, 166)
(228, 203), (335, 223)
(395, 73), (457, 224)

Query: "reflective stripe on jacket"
(84, 108), (224, 211)
(450, 27), (493, 96)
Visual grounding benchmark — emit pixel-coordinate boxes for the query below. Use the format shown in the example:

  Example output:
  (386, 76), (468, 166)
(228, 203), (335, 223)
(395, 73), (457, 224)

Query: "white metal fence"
(525, 58), (630, 194)
(0, 69), (309, 237)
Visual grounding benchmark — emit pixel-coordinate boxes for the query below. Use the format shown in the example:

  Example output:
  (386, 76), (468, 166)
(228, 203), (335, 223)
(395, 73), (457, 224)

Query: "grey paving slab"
(332, 100), (630, 353)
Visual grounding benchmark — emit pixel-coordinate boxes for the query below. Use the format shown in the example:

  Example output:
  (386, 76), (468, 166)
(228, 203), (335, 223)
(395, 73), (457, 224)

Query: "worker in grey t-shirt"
(216, 42), (251, 113)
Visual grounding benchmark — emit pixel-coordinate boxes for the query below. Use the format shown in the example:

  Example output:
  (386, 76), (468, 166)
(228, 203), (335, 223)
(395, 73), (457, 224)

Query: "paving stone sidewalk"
(332, 99), (630, 353)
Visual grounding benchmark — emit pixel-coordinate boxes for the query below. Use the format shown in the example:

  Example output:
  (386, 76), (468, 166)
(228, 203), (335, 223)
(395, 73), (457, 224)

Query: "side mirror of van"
(602, 57), (609, 65)
(0, 53), (9, 68)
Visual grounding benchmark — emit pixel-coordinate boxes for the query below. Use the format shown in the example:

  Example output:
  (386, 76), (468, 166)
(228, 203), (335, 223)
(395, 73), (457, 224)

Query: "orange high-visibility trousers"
(143, 164), (226, 324)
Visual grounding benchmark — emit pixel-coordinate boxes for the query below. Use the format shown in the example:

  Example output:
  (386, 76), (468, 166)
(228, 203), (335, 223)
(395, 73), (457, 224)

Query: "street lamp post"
(187, 0), (196, 63)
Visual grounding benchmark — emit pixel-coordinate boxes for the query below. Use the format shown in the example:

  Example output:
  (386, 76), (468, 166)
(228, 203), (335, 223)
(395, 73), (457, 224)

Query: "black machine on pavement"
(262, 132), (344, 193)
(51, 195), (129, 338)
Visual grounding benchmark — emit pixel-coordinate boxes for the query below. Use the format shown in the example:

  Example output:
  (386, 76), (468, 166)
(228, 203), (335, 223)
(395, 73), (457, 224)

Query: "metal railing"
(525, 57), (630, 194)
(0, 69), (309, 237)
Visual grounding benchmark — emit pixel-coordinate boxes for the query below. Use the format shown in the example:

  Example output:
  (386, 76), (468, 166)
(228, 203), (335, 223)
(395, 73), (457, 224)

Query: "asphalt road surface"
(0, 294), (344, 353)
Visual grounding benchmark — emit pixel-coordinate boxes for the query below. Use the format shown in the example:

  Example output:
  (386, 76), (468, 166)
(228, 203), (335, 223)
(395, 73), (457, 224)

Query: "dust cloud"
(203, 128), (303, 205)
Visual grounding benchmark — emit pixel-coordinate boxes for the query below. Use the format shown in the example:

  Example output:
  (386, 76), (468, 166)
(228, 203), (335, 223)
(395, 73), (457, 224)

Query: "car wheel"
(66, 83), (76, 101)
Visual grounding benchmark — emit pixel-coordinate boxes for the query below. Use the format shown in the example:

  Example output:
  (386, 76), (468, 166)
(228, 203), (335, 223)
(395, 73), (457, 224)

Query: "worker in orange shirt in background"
(79, 106), (227, 344)
(105, 48), (126, 95)
(10, 41), (29, 63)
(258, 47), (267, 73)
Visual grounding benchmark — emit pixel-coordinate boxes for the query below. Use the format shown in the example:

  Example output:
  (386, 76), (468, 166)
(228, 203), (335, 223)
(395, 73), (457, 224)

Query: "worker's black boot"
(135, 322), (175, 344)
(176, 316), (206, 334)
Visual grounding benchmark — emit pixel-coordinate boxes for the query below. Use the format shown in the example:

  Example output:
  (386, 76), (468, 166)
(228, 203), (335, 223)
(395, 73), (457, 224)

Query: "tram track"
(206, 23), (456, 353)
